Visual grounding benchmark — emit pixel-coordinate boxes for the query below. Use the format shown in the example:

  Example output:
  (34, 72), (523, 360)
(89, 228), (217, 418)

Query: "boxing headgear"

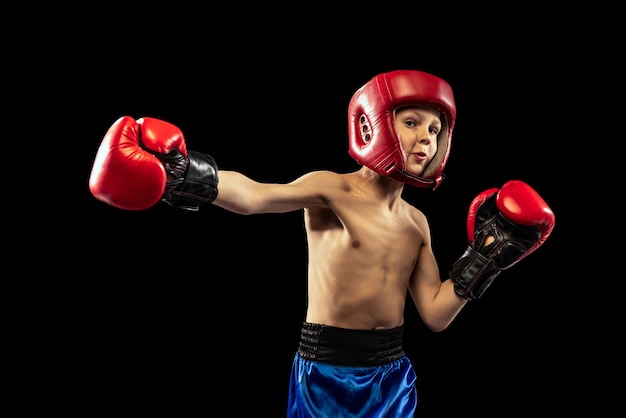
(348, 70), (456, 190)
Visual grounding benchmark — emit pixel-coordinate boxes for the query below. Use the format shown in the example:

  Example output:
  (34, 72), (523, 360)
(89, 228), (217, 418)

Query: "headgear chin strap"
(348, 70), (457, 190)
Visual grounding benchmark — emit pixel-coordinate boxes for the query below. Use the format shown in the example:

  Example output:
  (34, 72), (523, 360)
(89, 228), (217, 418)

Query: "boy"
(89, 69), (555, 417)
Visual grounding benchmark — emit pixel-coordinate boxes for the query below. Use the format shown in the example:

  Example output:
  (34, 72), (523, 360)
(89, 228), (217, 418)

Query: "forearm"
(212, 170), (262, 215)
(418, 279), (468, 332)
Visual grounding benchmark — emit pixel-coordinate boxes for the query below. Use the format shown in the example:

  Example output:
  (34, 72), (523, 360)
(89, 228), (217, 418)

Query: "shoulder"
(291, 170), (351, 188)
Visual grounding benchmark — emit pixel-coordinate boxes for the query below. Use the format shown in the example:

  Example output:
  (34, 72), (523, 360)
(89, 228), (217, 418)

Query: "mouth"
(412, 152), (427, 162)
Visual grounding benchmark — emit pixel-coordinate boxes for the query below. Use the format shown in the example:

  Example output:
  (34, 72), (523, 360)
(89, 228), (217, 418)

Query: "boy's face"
(394, 105), (441, 177)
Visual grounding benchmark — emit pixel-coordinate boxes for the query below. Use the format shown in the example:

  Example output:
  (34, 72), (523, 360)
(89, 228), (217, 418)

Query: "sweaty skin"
(212, 106), (467, 332)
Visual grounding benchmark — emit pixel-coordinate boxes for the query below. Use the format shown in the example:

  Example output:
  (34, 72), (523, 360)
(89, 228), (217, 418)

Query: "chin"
(406, 165), (425, 177)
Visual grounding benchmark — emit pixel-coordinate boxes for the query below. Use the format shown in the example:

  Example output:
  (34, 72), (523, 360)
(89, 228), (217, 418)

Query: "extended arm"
(89, 116), (330, 214)
(212, 171), (329, 215)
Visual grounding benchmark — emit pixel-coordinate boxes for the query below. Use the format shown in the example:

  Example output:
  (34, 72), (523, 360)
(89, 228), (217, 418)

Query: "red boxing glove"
(89, 116), (182, 210)
(450, 180), (555, 301)
(89, 116), (218, 211)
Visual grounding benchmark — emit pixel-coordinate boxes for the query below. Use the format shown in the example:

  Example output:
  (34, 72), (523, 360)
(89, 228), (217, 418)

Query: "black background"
(21, 6), (610, 417)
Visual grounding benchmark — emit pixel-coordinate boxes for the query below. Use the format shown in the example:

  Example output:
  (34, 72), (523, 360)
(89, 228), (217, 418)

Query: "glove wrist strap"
(450, 246), (501, 301)
(161, 150), (219, 212)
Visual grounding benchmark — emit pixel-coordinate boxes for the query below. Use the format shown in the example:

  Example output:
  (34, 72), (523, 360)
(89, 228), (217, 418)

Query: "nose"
(418, 129), (432, 144)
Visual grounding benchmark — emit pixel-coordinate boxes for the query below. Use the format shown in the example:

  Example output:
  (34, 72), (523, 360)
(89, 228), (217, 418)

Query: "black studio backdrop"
(65, 44), (577, 416)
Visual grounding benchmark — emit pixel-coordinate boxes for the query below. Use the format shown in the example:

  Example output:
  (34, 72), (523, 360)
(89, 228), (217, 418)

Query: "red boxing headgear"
(348, 70), (456, 189)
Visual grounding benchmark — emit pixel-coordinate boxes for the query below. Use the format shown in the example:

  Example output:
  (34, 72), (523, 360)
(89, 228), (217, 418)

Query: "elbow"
(425, 324), (447, 333)
(422, 318), (453, 333)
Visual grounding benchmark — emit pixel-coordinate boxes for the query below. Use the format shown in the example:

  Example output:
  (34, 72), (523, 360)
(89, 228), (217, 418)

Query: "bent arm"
(212, 170), (333, 215)
(408, 233), (468, 332)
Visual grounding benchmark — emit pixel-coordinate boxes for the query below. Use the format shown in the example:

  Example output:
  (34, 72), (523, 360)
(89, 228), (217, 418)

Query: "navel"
(352, 240), (361, 248)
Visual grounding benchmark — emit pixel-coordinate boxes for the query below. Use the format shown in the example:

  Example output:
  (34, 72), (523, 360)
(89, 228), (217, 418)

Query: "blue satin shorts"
(287, 323), (417, 417)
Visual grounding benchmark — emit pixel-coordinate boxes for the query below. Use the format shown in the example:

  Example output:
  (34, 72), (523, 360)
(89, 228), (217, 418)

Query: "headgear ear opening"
(348, 70), (456, 190)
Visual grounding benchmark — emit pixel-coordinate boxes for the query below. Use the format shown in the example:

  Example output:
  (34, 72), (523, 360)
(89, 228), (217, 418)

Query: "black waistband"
(297, 322), (405, 366)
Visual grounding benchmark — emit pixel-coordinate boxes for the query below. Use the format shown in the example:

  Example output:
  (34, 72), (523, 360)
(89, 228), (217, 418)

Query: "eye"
(429, 127), (439, 135)
(404, 120), (416, 127)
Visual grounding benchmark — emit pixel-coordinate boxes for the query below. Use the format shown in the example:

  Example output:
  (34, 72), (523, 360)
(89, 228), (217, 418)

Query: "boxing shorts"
(287, 322), (417, 417)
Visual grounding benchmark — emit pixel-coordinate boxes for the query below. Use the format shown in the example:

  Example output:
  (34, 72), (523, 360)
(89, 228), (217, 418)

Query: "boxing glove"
(89, 116), (218, 211)
(450, 180), (555, 301)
